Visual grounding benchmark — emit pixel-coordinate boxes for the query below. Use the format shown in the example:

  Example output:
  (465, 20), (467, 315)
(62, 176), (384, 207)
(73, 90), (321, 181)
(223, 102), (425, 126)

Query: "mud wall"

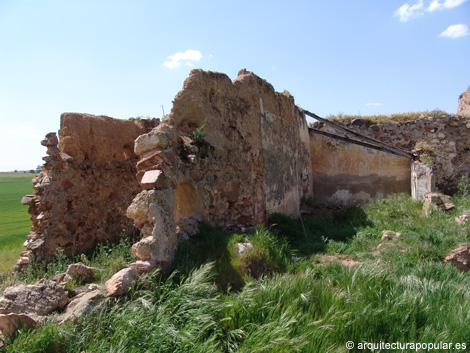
(327, 114), (470, 192)
(458, 87), (470, 117)
(309, 131), (411, 205)
(126, 69), (311, 269)
(20, 114), (157, 265)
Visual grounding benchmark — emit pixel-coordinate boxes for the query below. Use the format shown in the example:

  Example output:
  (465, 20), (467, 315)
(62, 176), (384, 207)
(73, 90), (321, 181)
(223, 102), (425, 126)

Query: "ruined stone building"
(18, 69), (470, 272)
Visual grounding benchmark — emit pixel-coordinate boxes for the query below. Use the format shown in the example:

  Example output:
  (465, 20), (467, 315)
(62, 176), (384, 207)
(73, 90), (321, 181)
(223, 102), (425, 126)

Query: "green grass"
(3, 193), (470, 352)
(0, 173), (34, 273)
(174, 223), (292, 291)
(3, 232), (139, 291)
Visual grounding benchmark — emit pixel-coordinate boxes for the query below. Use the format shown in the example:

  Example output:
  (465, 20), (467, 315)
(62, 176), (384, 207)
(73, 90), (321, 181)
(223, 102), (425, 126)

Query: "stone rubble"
(455, 211), (470, 225)
(0, 280), (68, 318)
(52, 262), (98, 284)
(380, 230), (402, 241)
(0, 313), (38, 340)
(105, 267), (139, 297)
(443, 244), (470, 272)
(422, 192), (455, 216)
(236, 242), (254, 256)
(56, 290), (104, 324)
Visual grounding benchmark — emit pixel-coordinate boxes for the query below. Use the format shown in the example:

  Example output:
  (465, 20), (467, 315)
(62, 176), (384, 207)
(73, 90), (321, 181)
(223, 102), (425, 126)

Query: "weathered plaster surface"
(411, 161), (436, 201)
(326, 114), (470, 192)
(309, 131), (411, 205)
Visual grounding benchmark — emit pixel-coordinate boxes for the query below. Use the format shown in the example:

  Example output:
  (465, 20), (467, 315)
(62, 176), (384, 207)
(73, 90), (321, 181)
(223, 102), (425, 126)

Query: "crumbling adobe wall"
(322, 114), (470, 192)
(458, 87), (470, 117)
(126, 69), (311, 270)
(19, 113), (157, 265)
(309, 131), (411, 205)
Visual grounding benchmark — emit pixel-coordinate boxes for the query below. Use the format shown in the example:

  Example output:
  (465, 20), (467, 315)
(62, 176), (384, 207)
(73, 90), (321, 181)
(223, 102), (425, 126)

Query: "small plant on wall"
(414, 141), (436, 166)
(190, 121), (206, 142)
(189, 120), (210, 158)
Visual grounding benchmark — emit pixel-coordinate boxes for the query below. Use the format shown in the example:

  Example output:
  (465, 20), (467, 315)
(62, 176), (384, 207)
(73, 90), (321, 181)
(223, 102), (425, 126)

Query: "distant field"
(0, 173), (34, 273)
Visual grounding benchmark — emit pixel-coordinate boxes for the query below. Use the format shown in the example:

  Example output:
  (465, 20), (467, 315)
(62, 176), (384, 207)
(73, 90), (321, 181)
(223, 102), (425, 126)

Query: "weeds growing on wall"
(414, 141), (436, 166)
(190, 121), (206, 142)
(4, 194), (470, 352)
(323, 110), (449, 125)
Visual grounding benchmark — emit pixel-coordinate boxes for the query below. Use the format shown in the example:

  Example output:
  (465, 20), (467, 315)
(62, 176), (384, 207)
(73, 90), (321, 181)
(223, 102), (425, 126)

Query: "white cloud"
(394, 0), (424, 22)
(427, 0), (443, 11)
(163, 60), (180, 69)
(163, 49), (202, 69)
(442, 0), (468, 8)
(366, 102), (383, 106)
(396, 0), (467, 21)
(428, 0), (467, 11)
(439, 24), (470, 38)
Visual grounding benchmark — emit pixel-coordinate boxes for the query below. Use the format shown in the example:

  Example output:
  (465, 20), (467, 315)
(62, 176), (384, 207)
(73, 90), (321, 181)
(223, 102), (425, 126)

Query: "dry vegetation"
(324, 109), (449, 125)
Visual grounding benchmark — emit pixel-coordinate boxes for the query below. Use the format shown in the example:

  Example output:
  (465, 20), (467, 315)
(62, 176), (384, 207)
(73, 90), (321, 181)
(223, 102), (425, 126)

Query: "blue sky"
(0, 0), (469, 171)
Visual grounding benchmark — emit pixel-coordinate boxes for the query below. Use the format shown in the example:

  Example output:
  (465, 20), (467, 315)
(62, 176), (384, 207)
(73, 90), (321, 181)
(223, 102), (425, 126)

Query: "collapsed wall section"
(309, 130), (411, 205)
(19, 113), (157, 265)
(126, 69), (312, 269)
(458, 87), (470, 117)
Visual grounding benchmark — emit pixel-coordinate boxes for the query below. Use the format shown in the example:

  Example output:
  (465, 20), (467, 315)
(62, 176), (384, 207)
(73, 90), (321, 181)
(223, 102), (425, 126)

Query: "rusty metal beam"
(304, 110), (414, 159)
(309, 128), (415, 159)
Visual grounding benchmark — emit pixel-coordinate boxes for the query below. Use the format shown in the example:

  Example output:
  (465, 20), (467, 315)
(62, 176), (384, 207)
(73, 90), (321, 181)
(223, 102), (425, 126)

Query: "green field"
(0, 173), (35, 273)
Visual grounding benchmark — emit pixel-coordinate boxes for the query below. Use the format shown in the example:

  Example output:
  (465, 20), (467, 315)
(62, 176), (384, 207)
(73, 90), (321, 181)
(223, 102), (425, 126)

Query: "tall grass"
(4, 193), (470, 352)
(9, 232), (138, 290)
(175, 223), (293, 291)
(6, 261), (469, 352)
(222, 261), (470, 352)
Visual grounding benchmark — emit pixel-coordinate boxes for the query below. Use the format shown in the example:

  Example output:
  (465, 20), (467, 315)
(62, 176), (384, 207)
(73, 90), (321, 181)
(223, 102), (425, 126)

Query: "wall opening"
(174, 182), (204, 221)
(174, 182), (205, 239)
